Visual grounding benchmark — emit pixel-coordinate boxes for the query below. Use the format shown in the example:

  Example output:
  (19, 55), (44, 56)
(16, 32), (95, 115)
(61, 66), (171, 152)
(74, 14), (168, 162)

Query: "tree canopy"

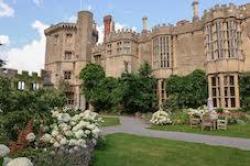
(165, 69), (208, 109)
(80, 63), (157, 113)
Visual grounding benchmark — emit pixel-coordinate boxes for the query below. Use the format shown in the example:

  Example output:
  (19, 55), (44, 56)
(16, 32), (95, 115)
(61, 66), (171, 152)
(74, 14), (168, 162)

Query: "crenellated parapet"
(0, 68), (42, 79)
(149, 20), (203, 38)
(202, 3), (249, 23)
(92, 43), (105, 54)
(45, 23), (77, 35)
(105, 28), (139, 43)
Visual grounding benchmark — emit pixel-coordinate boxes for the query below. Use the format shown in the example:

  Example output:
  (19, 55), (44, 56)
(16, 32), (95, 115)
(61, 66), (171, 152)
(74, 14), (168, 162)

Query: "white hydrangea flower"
(150, 110), (172, 125)
(84, 130), (91, 135)
(75, 139), (86, 148)
(26, 133), (36, 143)
(6, 157), (33, 166)
(0, 144), (10, 157)
(65, 131), (73, 137)
(75, 130), (84, 139)
(58, 113), (71, 123)
(60, 138), (67, 145)
(69, 139), (77, 146)
(51, 130), (59, 137)
(53, 142), (60, 148)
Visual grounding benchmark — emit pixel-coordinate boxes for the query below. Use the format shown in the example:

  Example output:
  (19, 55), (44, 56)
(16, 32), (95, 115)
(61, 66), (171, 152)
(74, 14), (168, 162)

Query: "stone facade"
(44, 1), (250, 110)
(0, 68), (42, 91)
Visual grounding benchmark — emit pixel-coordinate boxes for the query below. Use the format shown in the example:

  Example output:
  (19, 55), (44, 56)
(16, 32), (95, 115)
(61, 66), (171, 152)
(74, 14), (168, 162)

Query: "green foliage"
(0, 59), (5, 67)
(80, 63), (157, 113)
(80, 64), (105, 101)
(118, 69), (157, 113)
(240, 73), (250, 111)
(216, 108), (224, 113)
(165, 69), (208, 110)
(0, 76), (66, 141)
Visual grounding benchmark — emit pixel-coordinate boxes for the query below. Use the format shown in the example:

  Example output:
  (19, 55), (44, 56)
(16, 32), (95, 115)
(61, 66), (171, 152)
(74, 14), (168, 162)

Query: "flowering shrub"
(26, 133), (36, 143)
(0, 144), (33, 166)
(6, 157), (33, 166)
(40, 108), (102, 153)
(185, 106), (209, 118)
(150, 110), (172, 125)
(0, 144), (10, 157)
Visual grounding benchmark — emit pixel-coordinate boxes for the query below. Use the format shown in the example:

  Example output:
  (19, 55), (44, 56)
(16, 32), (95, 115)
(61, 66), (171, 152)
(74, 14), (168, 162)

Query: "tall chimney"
(192, 0), (199, 22)
(142, 16), (148, 32)
(103, 15), (113, 42)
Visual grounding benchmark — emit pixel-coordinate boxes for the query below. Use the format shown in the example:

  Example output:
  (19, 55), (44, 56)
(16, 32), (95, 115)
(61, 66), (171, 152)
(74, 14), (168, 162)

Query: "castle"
(44, 1), (250, 110)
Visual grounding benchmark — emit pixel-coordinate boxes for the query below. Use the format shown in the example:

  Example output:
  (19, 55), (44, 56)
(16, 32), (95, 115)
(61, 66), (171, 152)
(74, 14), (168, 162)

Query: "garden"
(0, 75), (103, 166)
(1, 62), (250, 166)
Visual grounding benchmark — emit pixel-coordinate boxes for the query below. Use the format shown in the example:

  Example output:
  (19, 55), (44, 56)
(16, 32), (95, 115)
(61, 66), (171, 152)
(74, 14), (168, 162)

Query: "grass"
(93, 133), (250, 166)
(150, 124), (250, 139)
(101, 116), (120, 127)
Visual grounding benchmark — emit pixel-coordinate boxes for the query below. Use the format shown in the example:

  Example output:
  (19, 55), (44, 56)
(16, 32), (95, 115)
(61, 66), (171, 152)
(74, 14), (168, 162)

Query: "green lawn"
(150, 124), (250, 139)
(101, 116), (120, 127)
(93, 133), (250, 166)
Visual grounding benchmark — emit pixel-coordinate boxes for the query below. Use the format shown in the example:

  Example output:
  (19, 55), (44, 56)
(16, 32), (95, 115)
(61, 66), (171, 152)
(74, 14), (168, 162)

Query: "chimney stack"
(192, 0), (199, 22)
(103, 15), (114, 42)
(142, 16), (148, 32)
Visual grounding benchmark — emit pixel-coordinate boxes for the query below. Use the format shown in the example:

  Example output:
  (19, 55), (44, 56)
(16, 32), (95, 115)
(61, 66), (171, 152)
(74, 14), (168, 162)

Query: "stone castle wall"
(44, 2), (250, 110)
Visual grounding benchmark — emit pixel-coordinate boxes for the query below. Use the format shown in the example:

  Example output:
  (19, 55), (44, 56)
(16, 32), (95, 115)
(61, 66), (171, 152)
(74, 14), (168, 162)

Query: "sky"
(0, 0), (249, 73)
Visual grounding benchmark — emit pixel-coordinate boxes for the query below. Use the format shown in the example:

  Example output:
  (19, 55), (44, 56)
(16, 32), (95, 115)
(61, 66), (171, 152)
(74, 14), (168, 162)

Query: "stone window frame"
(64, 51), (73, 60)
(94, 54), (101, 65)
(107, 43), (112, 55)
(18, 81), (25, 90)
(64, 71), (72, 80)
(209, 74), (239, 109)
(152, 35), (172, 69)
(32, 82), (40, 91)
(205, 19), (242, 61)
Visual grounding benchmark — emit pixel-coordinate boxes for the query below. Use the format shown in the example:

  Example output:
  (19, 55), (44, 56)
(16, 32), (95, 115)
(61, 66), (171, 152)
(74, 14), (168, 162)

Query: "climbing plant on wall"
(165, 69), (208, 110)
(239, 72), (250, 111)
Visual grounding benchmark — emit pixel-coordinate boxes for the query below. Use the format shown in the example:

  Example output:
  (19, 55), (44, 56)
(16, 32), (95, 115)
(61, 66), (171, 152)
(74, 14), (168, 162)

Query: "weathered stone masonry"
(44, 1), (250, 110)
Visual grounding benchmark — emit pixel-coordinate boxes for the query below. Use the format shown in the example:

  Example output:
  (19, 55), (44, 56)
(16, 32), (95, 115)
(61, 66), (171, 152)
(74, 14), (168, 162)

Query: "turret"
(192, 0), (199, 22)
(142, 16), (148, 33)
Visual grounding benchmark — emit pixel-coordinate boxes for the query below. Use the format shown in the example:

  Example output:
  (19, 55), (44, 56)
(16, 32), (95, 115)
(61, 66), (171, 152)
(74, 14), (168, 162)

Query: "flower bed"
(1, 108), (103, 166)
(150, 109), (172, 125)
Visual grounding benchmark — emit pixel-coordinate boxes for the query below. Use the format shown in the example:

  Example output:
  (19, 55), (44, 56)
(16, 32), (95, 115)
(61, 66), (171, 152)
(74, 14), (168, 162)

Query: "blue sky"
(0, 0), (249, 72)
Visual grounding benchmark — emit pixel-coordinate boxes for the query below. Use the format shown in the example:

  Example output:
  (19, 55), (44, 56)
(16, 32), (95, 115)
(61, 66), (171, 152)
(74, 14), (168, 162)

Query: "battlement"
(202, 3), (250, 22)
(105, 28), (139, 42)
(92, 43), (105, 53)
(45, 22), (77, 35)
(0, 68), (42, 78)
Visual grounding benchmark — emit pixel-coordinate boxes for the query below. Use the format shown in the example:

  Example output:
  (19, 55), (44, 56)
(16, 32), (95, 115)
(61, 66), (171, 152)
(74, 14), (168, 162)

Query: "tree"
(240, 73), (250, 111)
(80, 64), (105, 101)
(118, 63), (157, 113)
(0, 59), (4, 67)
(165, 69), (207, 109)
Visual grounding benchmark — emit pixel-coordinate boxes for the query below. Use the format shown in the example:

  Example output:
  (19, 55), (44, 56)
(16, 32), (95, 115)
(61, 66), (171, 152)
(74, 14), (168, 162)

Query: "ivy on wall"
(239, 72), (250, 111)
(164, 69), (208, 110)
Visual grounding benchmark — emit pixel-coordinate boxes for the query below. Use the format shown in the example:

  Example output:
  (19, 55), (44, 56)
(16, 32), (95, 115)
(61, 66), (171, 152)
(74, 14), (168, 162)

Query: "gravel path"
(102, 116), (250, 151)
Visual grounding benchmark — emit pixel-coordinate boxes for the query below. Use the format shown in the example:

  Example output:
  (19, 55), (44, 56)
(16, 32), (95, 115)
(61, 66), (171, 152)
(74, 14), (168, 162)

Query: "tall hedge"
(240, 73), (250, 111)
(165, 69), (208, 109)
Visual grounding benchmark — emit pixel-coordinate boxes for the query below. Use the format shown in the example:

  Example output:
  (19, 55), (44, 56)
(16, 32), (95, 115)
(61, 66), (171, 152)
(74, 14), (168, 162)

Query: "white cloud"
(0, 35), (10, 45)
(4, 20), (48, 73)
(68, 15), (77, 23)
(0, 0), (14, 17)
(32, 0), (43, 6)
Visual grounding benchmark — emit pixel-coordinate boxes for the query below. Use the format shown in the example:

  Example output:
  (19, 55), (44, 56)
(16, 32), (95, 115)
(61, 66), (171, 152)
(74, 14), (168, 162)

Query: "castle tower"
(103, 15), (115, 42)
(142, 16), (148, 33)
(76, 11), (95, 62)
(192, 0), (199, 22)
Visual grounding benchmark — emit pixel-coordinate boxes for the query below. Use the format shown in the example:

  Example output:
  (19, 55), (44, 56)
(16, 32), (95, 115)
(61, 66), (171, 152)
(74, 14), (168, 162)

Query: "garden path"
(102, 116), (250, 151)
